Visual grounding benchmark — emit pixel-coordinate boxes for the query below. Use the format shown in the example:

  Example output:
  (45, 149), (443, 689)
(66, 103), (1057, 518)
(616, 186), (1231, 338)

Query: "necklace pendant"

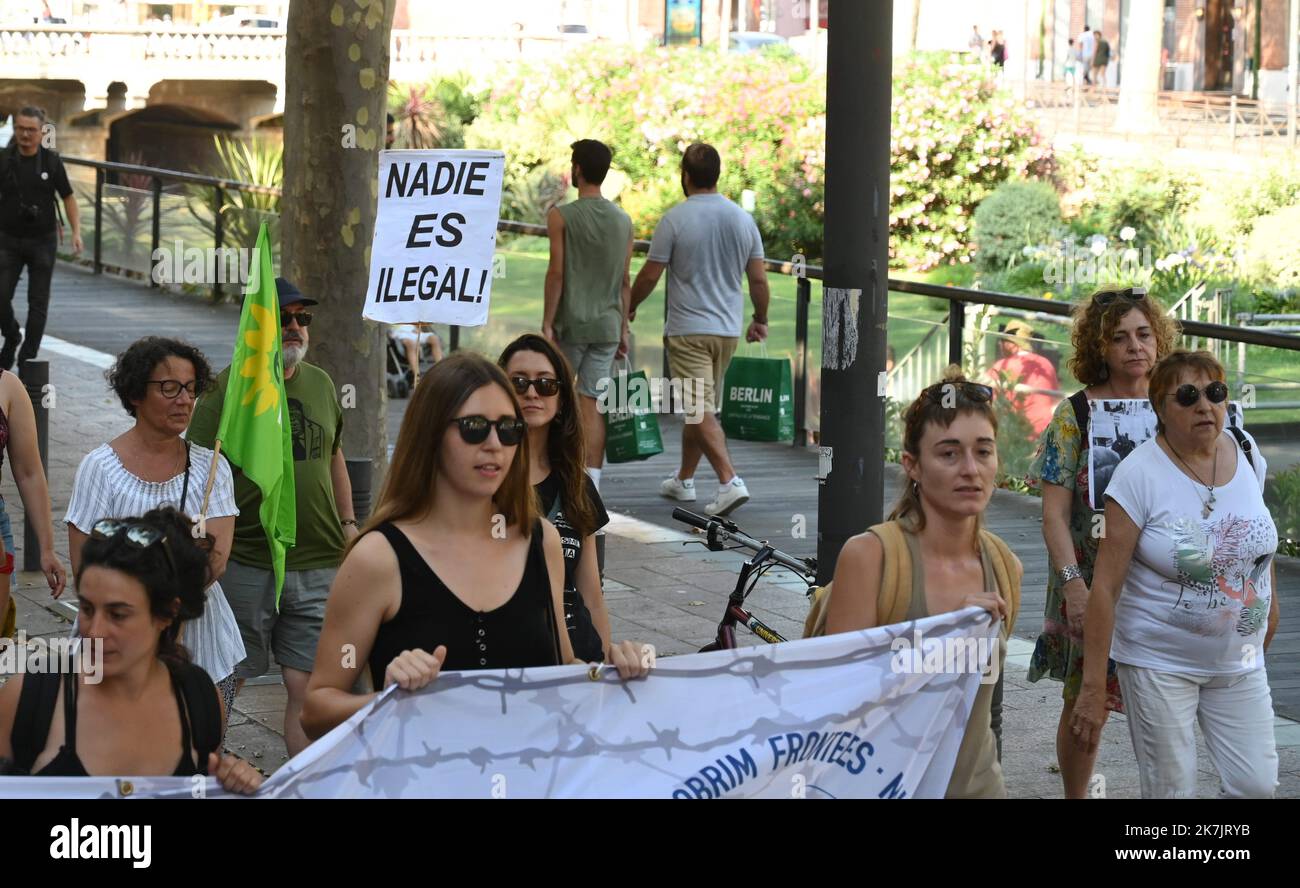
(1202, 493), (1215, 519)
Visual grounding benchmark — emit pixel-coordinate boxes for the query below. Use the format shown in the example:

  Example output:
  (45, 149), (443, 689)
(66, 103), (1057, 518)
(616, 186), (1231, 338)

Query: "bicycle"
(671, 508), (818, 652)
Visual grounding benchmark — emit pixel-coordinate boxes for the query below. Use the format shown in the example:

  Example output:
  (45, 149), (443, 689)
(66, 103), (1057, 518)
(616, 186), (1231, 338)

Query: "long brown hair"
(498, 334), (599, 538)
(888, 367), (999, 536)
(1068, 287), (1179, 385)
(357, 352), (538, 547)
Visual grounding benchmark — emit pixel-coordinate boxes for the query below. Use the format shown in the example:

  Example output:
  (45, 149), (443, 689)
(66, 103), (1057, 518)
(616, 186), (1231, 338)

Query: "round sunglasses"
(281, 311), (313, 328)
(510, 375), (560, 397)
(449, 415), (526, 446)
(1168, 381), (1228, 408)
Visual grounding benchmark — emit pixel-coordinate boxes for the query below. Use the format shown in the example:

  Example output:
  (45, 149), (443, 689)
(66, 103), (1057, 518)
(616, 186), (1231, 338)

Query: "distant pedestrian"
(969, 25), (984, 60)
(990, 31), (1006, 68)
(630, 142), (770, 517)
(1091, 32), (1111, 88)
(0, 106), (82, 372)
(542, 139), (633, 494)
(1078, 25), (1095, 85)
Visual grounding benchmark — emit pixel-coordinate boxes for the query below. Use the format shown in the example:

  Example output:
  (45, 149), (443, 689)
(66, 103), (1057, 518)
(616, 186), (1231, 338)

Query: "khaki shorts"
(665, 334), (738, 416)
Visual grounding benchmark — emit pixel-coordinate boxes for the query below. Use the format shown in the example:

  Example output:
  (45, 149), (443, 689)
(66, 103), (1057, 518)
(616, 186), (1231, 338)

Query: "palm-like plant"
(388, 82), (446, 149)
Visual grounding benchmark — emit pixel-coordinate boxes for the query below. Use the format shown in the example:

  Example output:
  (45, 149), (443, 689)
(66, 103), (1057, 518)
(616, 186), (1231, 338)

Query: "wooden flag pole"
(198, 438), (223, 525)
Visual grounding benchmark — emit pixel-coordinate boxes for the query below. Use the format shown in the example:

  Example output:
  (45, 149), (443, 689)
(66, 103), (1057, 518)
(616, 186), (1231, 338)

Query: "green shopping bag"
(604, 363), (664, 463)
(721, 346), (794, 442)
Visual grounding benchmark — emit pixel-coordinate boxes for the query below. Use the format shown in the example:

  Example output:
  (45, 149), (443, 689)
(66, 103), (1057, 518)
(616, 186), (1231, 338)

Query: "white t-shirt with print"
(1104, 430), (1275, 676)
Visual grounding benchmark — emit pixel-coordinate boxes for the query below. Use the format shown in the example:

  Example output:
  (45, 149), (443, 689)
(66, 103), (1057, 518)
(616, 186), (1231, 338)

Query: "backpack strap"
(172, 662), (223, 767)
(1227, 425), (1256, 472)
(868, 521), (912, 626)
(1068, 389), (1090, 437)
(10, 671), (62, 775)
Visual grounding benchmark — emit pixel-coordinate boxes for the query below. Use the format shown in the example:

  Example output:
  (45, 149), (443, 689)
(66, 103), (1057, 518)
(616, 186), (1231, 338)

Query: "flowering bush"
(890, 54), (1055, 270)
(971, 179), (1062, 271)
(466, 47), (1051, 268)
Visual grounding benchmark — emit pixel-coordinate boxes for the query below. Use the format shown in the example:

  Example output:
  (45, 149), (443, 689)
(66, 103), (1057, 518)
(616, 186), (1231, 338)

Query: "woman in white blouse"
(1072, 350), (1281, 797)
(63, 338), (245, 718)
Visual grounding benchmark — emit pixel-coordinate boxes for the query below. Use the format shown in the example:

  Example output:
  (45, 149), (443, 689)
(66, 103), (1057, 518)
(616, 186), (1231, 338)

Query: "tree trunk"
(1115, 0), (1164, 134)
(283, 0), (394, 487)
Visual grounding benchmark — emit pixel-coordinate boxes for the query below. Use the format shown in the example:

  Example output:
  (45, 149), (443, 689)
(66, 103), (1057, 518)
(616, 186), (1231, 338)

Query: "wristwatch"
(1056, 564), (1083, 585)
(752, 314), (768, 325)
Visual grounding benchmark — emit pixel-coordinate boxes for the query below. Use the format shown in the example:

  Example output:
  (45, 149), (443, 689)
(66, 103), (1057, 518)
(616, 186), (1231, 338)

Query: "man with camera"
(0, 106), (81, 372)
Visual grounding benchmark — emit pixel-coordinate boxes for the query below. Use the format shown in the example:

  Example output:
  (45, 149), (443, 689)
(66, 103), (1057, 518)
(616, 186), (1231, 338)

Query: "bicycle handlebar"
(671, 508), (816, 581)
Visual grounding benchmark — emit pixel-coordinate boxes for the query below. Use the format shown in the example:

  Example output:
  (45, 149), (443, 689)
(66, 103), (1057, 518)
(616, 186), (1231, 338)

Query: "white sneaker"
(705, 478), (750, 516)
(659, 475), (697, 502)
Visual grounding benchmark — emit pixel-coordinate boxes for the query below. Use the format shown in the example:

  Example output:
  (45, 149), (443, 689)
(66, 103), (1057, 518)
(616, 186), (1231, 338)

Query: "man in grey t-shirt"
(629, 143), (770, 517)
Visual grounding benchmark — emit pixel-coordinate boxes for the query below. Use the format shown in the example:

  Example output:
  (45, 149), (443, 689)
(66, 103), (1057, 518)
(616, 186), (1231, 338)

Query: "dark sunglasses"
(281, 311), (313, 328)
(1096, 287), (1147, 308)
(1170, 381), (1229, 407)
(510, 375), (560, 397)
(90, 518), (176, 576)
(921, 381), (994, 405)
(450, 415), (526, 446)
(146, 379), (200, 399)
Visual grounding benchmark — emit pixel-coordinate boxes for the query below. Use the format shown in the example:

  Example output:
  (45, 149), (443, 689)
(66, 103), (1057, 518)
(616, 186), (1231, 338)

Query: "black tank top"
(20, 661), (218, 777)
(368, 520), (561, 684)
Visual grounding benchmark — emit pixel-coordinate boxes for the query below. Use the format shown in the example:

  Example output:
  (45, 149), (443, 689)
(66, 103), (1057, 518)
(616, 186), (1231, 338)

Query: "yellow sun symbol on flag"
(239, 303), (281, 416)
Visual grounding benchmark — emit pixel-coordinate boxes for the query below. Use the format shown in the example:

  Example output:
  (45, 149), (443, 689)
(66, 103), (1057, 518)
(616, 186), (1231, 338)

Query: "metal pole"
(93, 167), (103, 275)
(1230, 94), (1238, 148)
(345, 456), (373, 524)
(22, 361), (49, 573)
(449, 325), (460, 352)
(794, 275), (810, 447)
(213, 185), (224, 302)
(1290, 0), (1299, 146)
(948, 301), (965, 367)
(150, 176), (162, 288)
(816, 0), (891, 585)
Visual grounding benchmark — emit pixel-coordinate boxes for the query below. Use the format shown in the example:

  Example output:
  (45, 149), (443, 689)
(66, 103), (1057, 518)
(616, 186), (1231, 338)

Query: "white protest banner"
(362, 149), (504, 327)
(0, 608), (996, 800)
(1086, 399), (1245, 509)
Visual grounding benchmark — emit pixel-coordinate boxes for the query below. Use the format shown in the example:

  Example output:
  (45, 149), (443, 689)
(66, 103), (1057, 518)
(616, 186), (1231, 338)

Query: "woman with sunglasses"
(1071, 351), (1280, 797)
(64, 337), (243, 719)
(498, 334), (650, 662)
(302, 353), (651, 740)
(824, 371), (1021, 798)
(0, 508), (261, 793)
(1026, 286), (1179, 797)
(0, 365), (66, 640)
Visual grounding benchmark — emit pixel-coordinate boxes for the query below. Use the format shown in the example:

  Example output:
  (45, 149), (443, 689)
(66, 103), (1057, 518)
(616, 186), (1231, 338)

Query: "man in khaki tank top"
(542, 139), (634, 493)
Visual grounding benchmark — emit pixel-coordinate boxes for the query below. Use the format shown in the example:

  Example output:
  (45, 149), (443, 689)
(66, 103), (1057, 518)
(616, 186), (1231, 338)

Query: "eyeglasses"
(1096, 287), (1147, 307)
(146, 379), (200, 399)
(449, 415), (526, 446)
(1169, 381), (1228, 407)
(510, 375), (560, 397)
(281, 311), (313, 328)
(921, 381), (993, 405)
(90, 519), (176, 577)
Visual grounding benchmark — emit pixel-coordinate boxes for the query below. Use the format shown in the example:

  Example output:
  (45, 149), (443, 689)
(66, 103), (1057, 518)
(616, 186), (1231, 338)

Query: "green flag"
(216, 223), (296, 599)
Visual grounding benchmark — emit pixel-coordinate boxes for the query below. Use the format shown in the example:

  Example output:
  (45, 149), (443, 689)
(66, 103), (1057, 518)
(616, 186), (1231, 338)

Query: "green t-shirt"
(188, 361), (346, 570)
(555, 196), (632, 343)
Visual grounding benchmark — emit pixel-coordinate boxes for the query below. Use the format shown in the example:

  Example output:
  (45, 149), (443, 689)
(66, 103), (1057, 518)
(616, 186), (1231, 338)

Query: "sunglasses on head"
(90, 518), (176, 576)
(510, 375), (560, 397)
(1169, 381), (1229, 407)
(450, 415), (526, 446)
(921, 381), (994, 405)
(281, 311), (313, 328)
(1096, 287), (1147, 308)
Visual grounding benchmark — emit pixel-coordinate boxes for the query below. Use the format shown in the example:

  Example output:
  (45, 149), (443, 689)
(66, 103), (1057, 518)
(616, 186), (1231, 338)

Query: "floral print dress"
(1026, 396), (1125, 711)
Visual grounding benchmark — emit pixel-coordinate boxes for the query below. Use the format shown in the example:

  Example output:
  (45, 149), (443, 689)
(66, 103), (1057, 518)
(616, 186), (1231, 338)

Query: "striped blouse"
(65, 442), (246, 682)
